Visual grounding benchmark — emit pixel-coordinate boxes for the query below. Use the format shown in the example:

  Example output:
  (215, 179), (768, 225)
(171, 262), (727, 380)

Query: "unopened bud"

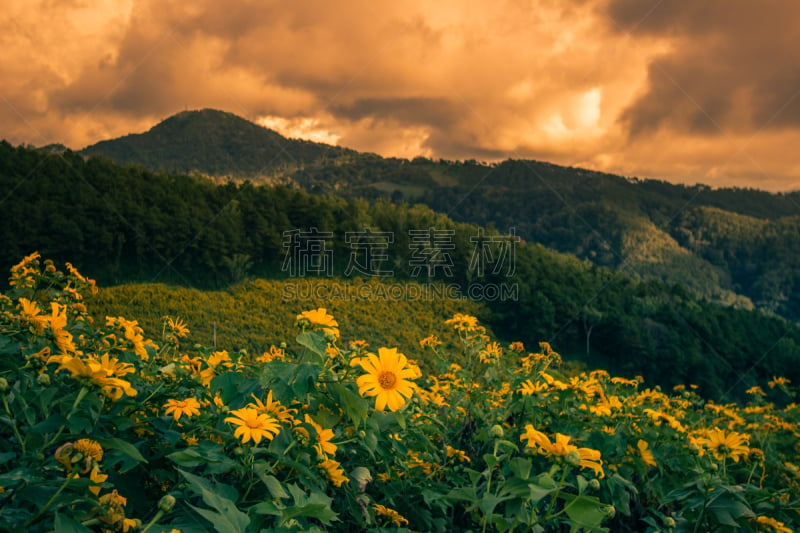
(588, 478), (601, 491)
(158, 494), (176, 512)
(0, 377), (8, 393)
(489, 425), (505, 438)
(664, 517), (676, 528)
(565, 450), (582, 468)
(604, 505), (615, 519)
(37, 373), (51, 386)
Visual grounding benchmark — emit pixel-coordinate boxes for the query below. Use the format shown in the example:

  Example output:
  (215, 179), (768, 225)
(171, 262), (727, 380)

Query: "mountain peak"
(81, 109), (350, 178)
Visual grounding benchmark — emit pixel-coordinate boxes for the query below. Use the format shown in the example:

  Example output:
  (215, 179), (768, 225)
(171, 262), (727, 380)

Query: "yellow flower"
(519, 379), (547, 396)
(98, 489), (128, 527)
(444, 313), (479, 332)
(373, 504), (409, 527)
(305, 414), (337, 457)
(297, 308), (340, 338)
(753, 516), (793, 533)
(164, 398), (201, 422)
(224, 407), (280, 445)
(691, 428), (750, 462)
(319, 458), (349, 487)
(256, 345), (286, 363)
(419, 335), (441, 349)
(355, 347), (419, 411)
(165, 316), (190, 338)
(249, 391), (296, 423)
(88, 463), (108, 496)
(588, 396), (623, 417)
(746, 386), (767, 397)
(50, 353), (137, 401)
(636, 439), (657, 468)
(48, 302), (76, 354)
(611, 376), (639, 387)
(520, 424), (604, 478)
(446, 445), (471, 463)
(768, 376), (791, 389)
(18, 298), (49, 334)
(478, 341), (503, 364)
(74, 439), (104, 463)
(509, 341), (525, 352)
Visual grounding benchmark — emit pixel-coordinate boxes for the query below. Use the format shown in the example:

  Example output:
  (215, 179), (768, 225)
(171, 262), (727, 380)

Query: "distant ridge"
(80, 108), (353, 179)
(75, 109), (800, 321)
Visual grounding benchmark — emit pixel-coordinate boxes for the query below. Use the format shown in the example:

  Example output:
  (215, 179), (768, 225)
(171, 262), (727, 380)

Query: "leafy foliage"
(1, 256), (799, 532)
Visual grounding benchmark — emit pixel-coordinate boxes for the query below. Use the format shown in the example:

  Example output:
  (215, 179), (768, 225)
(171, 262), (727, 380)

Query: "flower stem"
(23, 473), (77, 528)
(2, 393), (27, 454)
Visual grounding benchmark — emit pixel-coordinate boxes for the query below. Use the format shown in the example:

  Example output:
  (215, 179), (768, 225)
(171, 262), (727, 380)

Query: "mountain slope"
(74, 109), (800, 320)
(80, 108), (354, 179)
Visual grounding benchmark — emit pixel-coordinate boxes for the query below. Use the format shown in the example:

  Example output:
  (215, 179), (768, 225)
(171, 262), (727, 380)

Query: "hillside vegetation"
(2, 142), (800, 403)
(72, 110), (800, 322)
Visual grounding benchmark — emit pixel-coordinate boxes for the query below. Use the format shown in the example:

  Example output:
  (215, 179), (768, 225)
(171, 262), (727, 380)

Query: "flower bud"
(489, 424), (505, 438)
(664, 516), (676, 528)
(604, 505), (616, 519)
(350, 466), (372, 492)
(588, 478), (601, 491)
(37, 373), (51, 386)
(0, 377), (8, 393)
(565, 450), (582, 467)
(158, 494), (176, 512)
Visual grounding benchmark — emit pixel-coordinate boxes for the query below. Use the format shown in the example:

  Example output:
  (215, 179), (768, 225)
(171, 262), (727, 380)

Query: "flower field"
(1, 254), (799, 532)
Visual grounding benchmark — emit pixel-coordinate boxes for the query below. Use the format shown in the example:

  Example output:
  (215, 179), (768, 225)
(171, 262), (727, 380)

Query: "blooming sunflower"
(74, 438), (104, 463)
(355, 347), (419, 411)
(691, 427), (750, 462)
(319, 458), (349, 487)
(444, 313), (479, 333)
(305, 414), (337, 457)
(636, 439), (657, 468)
(297, 308), (340, 338)
(373, 504), (409, 527)
(50, 353), (137, 401)
(164, 397), (201, 422)
(249, 391), (296, 423)
(224, 407), (280, 445)
(520, 424), (604, 478)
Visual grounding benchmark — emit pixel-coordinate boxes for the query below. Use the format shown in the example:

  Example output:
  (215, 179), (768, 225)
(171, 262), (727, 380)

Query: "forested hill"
(2, 141), (800, 402)
(80, 108), (355, 179)
(74, 109), (800, 322)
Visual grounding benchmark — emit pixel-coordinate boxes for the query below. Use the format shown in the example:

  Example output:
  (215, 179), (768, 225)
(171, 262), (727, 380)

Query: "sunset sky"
(3, 0), (800, 191)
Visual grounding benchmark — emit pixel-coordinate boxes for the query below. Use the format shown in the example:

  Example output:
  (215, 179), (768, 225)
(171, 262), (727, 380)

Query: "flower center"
(378, 370), (398, 389)
(246, 419), (263, 429)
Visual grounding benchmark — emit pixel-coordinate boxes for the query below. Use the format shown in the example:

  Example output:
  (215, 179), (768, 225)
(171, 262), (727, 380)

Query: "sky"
(2, 0), (800, 191)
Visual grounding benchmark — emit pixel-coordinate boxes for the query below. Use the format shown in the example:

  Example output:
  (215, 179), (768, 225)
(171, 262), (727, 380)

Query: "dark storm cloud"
(604, 0), (800, 137)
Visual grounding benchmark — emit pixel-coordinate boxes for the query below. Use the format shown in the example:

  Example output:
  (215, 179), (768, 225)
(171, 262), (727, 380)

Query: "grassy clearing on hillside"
(89, 278), (491, 360)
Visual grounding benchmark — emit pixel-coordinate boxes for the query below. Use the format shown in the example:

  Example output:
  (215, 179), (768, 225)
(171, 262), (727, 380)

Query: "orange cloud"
(1, 0), (799, 191)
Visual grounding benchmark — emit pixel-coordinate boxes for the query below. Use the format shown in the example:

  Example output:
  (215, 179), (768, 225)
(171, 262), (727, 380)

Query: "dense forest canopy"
(2, 140), (800, 403)
(76, 110), (800, 323)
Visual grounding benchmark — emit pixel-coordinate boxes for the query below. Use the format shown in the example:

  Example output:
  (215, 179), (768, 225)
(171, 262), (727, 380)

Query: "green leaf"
(328, 383), (368, 426)
(180, 469), (250, 533)
(95, 437), (147, 463)
(509, 457), (532, 480)
(707, 487), (755, 527)
(483, 453), (499, 470)
(280, 484), (339, 525)
(562, 494), (608, 529)
(254, 465), (289, 500)
(54, 512), (94, 533)
(296, 331), (328, 360)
